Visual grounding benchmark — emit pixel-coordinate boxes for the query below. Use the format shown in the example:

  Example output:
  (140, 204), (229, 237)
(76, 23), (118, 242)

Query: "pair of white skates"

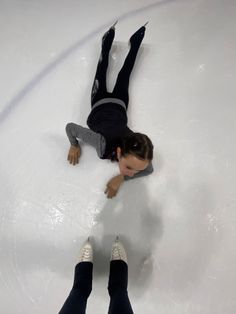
(78, 236), (127, 264)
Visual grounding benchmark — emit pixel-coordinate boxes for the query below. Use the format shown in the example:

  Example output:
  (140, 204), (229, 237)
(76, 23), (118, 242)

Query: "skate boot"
(129, 22), (148, 46)
(102, 21), (117, 51)
(111, 236), (128, 263)
(78, 237), (93, 263)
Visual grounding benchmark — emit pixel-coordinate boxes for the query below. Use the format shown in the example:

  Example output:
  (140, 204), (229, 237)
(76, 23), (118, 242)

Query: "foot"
(111, 236), (128, 263)
(129, 24), (147, 46)
(78, 237), (93, 263)
(101, 21), (117, 51)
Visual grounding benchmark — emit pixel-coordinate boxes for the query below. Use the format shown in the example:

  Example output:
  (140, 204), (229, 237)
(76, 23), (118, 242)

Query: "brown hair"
(120, 132), (153, 160)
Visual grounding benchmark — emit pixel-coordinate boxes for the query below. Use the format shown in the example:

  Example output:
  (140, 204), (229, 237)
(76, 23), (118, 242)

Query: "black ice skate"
(101, 21), (118, 51)
(129, 22), (149, 47)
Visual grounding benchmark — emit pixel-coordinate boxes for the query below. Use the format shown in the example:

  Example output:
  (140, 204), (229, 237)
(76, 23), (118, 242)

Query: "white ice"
(0, 0), (236, 313)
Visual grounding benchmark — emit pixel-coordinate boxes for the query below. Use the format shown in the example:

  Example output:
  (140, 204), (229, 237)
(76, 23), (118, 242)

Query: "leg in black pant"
(108, 260), (134, 314)
(112, 26), (146, 107)
(91, 26), (115, 106)
(59, 262), (93, 314)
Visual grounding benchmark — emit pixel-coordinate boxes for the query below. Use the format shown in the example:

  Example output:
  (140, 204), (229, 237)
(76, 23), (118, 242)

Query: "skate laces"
(111, 240), (127, 263)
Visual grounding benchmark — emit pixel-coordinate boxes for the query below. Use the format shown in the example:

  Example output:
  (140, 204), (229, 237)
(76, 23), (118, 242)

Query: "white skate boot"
(111, 236), (128, 263)
(78, 237), (93, 263)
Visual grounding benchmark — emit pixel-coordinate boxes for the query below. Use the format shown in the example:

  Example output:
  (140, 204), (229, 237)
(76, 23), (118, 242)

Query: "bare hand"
(105, 175), (124, 198)
(67, 145), (81, 165)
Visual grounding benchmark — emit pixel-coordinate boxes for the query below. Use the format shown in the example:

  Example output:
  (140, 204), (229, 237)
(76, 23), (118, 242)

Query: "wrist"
(118, 174), (124, 181)
(71, 144), (79, 149)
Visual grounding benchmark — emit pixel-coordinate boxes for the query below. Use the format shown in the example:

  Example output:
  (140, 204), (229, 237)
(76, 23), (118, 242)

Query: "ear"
(117, 147), (121, 159)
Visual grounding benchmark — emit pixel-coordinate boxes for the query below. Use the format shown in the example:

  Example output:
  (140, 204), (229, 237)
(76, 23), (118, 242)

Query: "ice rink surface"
(0, 0), (236, 313)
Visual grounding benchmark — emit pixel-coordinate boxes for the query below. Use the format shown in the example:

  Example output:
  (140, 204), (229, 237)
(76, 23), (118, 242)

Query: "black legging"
(91, 26), (146, 108)
(59, 261), (134, 314)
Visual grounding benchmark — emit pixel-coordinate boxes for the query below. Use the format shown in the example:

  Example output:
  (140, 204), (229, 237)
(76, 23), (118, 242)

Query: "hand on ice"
(105, 174), (124, 198)
(67, 145), (81, 165)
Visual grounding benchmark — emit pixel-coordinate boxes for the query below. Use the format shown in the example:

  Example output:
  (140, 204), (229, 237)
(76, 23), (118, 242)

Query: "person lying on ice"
(66, 22), (154, 198)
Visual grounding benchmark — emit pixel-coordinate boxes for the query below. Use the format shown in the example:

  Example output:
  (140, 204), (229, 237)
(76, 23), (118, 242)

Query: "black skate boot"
(129, 22), (148, 47)
(101, 21), (118, 51)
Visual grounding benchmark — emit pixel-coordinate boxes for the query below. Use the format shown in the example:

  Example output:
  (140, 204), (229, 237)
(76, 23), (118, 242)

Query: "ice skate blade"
(111, 20), (118, 29)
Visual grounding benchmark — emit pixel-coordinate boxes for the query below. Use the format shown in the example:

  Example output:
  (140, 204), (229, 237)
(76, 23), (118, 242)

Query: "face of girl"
(117, 147), (149, 177)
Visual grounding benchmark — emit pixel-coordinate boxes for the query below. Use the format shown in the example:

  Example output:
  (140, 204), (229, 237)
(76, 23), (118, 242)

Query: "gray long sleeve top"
(66, 122), (153, 180)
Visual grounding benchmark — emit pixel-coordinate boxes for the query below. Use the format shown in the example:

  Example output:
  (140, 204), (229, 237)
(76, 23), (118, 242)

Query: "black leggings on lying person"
(58, 260), (134, 314)
(91, 26), (146, 108)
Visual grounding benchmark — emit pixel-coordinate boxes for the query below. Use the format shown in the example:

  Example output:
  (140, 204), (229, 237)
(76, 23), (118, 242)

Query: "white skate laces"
(78, 238), (93, 263)
(78, 236), (127, 264)
(111, 236), (128, 263)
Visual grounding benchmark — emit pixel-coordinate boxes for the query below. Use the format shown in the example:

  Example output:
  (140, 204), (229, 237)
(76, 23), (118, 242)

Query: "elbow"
(66, 122), (73, 131)
(147, 162), (154, 175)
(65, 122), (74, 135)
(149, 166), (154, 174)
